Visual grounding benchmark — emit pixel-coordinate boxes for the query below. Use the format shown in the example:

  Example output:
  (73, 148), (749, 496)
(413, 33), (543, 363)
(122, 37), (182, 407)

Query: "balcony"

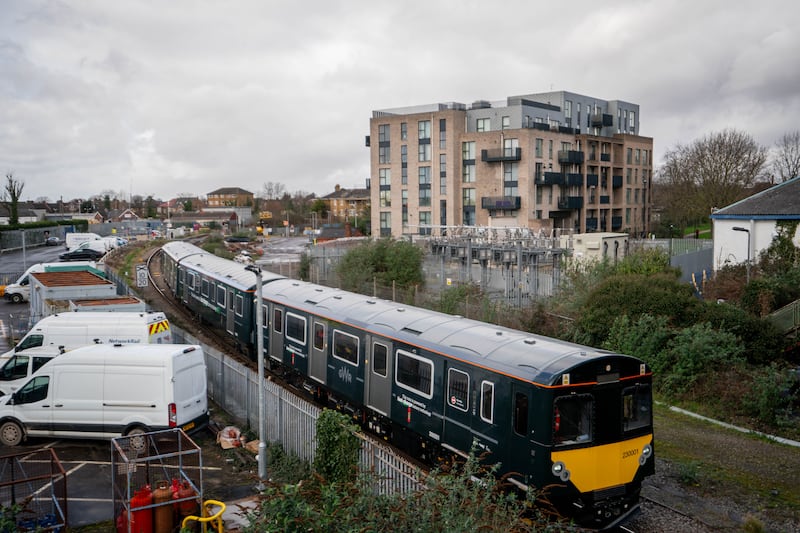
(599, 195), (610, 204)
(600, 153), (611, 162)
(567, 173), (583, 187)
(557, 196), (584, 210)
(558, 150), (584, 165)
(535, 172), (565, 186)
(591, 112), (614, 127)
(481, 196), (521, 210)
(612, 175), (623, 188)
(612, 216), (623, 230)
(586, 174), (599, 187)
(481, 147), (521, 163)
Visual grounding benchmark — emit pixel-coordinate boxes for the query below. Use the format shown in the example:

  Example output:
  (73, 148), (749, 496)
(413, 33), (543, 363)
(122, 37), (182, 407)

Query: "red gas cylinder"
(115, 508), (128, 533)
(130, 485), (154, 533)
(153, 480), (174, 533)
(176, 481), (200, 532)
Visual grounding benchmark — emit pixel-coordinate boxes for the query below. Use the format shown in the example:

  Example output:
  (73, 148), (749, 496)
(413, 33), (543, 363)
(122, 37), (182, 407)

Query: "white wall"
(713, 219), (800, 271)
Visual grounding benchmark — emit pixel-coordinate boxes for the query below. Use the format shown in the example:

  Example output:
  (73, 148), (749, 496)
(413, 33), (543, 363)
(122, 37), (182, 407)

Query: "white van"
(2, 311), (172, 360)
(3, 261), (100, 303)
(0, 347), (63, 396)
(0, 344), (209, 446)
(64, 232), (102, 252)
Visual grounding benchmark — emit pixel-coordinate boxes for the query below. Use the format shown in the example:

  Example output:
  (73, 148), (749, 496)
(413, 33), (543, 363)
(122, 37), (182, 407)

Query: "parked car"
(44, 236), (62, 246)
(59, 245), (105, 261)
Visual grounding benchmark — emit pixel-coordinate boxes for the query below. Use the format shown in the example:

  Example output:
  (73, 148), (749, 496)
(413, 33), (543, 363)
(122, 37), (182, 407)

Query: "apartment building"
(368, 91), (653, 238)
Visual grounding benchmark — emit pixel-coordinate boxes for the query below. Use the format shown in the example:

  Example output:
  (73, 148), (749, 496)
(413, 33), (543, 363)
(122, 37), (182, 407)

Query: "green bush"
(312, 410), (360, 484)
(602, 313), (673, 370)
(741, 365), (799, 427)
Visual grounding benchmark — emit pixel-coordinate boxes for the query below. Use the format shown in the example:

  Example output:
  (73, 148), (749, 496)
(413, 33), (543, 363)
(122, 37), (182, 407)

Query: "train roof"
(261, 277), (639, 386)
(162, 241), (284, 290)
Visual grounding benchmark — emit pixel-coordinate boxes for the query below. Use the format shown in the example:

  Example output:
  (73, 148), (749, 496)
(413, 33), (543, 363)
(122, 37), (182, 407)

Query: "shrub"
(312, 410), (360, 484)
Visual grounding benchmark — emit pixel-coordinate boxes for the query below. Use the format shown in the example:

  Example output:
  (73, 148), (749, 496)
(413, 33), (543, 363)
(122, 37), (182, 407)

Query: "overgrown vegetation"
(336, 239), (424, 292)
(201, 234), (235, 259)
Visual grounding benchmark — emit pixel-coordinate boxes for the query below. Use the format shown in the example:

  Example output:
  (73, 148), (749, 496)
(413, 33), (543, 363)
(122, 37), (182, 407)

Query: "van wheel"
(0, 421), (23, 446)
(125, 426), (149, 453)
(10, 294), (23, 304)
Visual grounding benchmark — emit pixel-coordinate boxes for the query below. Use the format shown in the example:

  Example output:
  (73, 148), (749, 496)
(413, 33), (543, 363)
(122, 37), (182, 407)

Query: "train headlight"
(551, 461), (570, 482)
(639, 443), (653, 465)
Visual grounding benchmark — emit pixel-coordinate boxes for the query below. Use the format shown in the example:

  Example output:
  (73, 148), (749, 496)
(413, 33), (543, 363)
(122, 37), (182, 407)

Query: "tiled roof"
(31, 271), (112, 287)
(208, 187), (253, 196)
(712, 177), (800, 218)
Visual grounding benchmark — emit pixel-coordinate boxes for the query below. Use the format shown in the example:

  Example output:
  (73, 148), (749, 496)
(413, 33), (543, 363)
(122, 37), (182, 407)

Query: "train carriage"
(160, 241), (653, 529)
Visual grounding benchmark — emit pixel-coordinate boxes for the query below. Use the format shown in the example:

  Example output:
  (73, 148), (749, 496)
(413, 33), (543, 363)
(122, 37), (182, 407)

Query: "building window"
(626, 148), (633, 164)
(462, 141), (475, 161)
(548, 140), (553, 159)
(503, 138), (518, 157)
(635, 149), (641, 165)
(418, 120), (431, 140)
(419, 211), (431, 234)
(380, 212), (391, 235)
(401, 122), (407, 140)
(419, 189), (431, 207)
(501, 116), (510, 130)
(401, 145), (407, 164)
(418, 166), (431, 184)
(439, 118), (446, 149)
(565, 100), (572, 119)
(535, 138), (543, 158)
(401, 166), (407, 185)
(380, 190), (391, 207)
(629, 110), (636, 130)
(462, 188), (475, 207)
(440, 154), (447, 194)
(462, 163), (475, 183)
(418, 143), (431, 162)
(379, 145), (390, 164)
(378, 124), (389, 143)
(379, 168), (391, 186)
(476, 118), (490, 132)
(503, 162), (518, 182)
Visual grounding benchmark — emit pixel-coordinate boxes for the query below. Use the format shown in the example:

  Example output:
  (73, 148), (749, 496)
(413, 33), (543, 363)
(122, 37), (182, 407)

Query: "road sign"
(136, 264), (149, 288)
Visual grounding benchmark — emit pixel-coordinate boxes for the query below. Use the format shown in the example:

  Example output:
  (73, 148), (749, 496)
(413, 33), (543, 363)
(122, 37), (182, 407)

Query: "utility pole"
(245, 264), (267, 489)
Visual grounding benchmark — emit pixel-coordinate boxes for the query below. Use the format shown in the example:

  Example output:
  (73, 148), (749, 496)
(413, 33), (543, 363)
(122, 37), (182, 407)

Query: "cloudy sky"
(2, 0), (798, 203)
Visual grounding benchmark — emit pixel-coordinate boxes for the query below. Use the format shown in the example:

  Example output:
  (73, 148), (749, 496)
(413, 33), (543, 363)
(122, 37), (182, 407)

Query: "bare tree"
(262, 181), (286, 200)
(658, 129), (767, 226)
(772, 131), (800, 183)
(2, 172), (25, 225)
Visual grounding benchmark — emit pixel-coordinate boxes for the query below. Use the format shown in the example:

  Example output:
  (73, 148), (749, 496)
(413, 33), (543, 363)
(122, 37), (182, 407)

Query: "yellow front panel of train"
(550, 434), (652, 493)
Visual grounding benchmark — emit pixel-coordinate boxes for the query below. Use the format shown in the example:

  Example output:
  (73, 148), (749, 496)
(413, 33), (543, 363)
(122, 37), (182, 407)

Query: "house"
(0, 205), (39, 225)
(207, 187), (254, 208)
(322, 185), (370, 222)
(710, 176), (800, 272)
(106, 208), (139, 222)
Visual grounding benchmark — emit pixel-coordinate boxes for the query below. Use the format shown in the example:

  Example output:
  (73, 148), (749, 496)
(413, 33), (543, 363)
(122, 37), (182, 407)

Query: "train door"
(309, 320), (327, 384)
(226, 288), (235, 335)
(365, 338), (392, 416)
(441, 365), (473, 454)
(507, 383), (533, 478)
(269, 305), (285, 363)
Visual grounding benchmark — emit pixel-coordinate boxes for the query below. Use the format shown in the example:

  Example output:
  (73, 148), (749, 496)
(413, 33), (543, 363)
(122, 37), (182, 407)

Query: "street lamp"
(245, 264), (267, 489)
(732, 226), (751, 284)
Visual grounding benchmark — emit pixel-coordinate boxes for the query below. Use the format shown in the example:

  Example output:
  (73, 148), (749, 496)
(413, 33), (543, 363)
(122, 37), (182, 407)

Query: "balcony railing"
(558, 150), (584, 165)
(567, 173), (583, 187)
(481, 196), (521, 210)
(600, 153), (611, 162)
(481, 147), (521, 162)
(535, 172), (565, 186)
(557, 196), (584, 210)
(586, 174), (599, 187)
(599, 195), (610, 204)
(591, 113), (614, 127)
(612, 175), (623, 188)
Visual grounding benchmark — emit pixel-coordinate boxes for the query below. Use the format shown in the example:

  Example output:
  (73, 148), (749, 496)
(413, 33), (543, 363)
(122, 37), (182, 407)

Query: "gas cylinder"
(115, 508), (128, 533)
(130, 485), (154, 533)
(176, 481), (199, 532)
(153, 480), (174, 533)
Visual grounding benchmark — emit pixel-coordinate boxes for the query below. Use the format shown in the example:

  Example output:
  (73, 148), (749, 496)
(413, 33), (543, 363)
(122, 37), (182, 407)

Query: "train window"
(217, 285), (226, 306)
(186, 272), (195, 291)
(513, 392), (528, 436)
(480, 381), (494, 423)
(273, 309), (283, 333)
(235, 294), (244, 317)
(262, 305), (269, 330)
(313, 323), (325, 350)
(372, 342), (388, 377)
(553, 394), (593, 445)
(333, 330), (359, 366)
(396, 350), (433, 399)
(622, 384), (652, 432)
(447, 369), (469, 412)
(286, 313), (307, 346)
(201, 279), (210, 298)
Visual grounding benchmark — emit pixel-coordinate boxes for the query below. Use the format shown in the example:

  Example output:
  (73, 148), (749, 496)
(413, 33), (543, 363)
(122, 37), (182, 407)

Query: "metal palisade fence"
(173, 325), (424, 495)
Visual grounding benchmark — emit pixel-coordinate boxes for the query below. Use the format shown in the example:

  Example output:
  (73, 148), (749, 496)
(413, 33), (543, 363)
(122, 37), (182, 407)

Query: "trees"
(658, 129), (767, 230)
(2, 172), (25, 225)
(771, 131), (800, 183)
(337, 239), (423, 293)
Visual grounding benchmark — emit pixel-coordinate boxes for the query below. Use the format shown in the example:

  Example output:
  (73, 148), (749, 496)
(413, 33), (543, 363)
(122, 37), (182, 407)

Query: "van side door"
(11, 375), (54, 436)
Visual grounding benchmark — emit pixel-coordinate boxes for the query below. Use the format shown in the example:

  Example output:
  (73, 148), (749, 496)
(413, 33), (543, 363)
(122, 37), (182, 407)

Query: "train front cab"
(542, 359), (654, 530)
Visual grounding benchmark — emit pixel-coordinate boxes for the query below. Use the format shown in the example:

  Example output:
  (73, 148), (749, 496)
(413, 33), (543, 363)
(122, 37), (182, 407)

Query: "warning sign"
(136, 264), (148, 288)
(149, 320), (170, 336)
